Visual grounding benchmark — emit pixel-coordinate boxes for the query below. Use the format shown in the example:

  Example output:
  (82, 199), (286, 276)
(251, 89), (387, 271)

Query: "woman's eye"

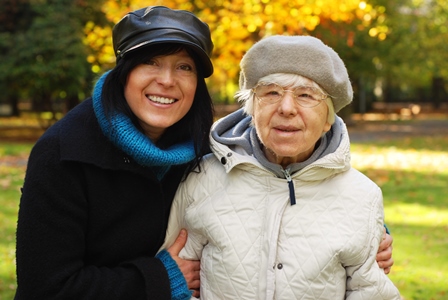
(266, 90), (282, 97)
(144, 60), (157, 66)
(298, 93), (317, 100)
(179, 64), (194, 72)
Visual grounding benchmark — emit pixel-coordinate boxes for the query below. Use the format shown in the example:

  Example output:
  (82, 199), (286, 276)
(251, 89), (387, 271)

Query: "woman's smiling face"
(124, 49), (198, 142)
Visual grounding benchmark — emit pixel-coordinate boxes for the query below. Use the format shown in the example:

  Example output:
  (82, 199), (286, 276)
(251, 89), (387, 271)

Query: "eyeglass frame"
(251, 82), (329, 108)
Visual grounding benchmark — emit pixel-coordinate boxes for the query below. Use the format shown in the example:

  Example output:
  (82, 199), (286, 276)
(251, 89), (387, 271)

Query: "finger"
(192, 260), (201, 272)
(192, 289), (200, 298)
(378, 228), (387, 252)
(185, 271), (200, 294)
(378, 257), (394, 269)
(384, 233), (393, 248)
(188, 278), (201, 290)
(376, 246), (392, 262)
(183, 261), (200, 282)
(378, 235), (393, 253)
(167, 229), (187, 256)
(178, 259), (200, 289)
(384, 266), (391, 275)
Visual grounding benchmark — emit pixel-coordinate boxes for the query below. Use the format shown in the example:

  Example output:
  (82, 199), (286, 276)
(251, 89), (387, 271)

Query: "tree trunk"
(9, 94), (20, 116)
(431, 77), (446, 109)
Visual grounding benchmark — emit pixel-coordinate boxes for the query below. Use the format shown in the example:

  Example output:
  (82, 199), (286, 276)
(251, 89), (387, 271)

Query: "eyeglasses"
(252, 82), (328, 108)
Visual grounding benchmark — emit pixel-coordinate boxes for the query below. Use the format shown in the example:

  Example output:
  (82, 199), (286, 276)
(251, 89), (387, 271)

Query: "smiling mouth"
(147, 95), (177, 104)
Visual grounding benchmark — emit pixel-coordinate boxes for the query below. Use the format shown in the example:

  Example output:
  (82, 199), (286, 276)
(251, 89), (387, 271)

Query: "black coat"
(15, 99), (187, 299)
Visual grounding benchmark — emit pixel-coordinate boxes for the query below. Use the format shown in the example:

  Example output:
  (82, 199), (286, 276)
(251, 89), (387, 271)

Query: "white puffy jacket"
(162, 113), (400, 300)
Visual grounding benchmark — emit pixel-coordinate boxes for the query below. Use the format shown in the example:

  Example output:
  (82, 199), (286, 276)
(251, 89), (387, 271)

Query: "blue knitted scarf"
(92, 71), (196, 178)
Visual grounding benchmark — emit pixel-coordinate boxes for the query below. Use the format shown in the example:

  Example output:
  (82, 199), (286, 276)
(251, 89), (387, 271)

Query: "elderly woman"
(161, 35), (400, 299)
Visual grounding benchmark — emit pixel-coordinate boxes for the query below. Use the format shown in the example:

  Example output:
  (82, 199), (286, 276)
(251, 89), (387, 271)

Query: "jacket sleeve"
(158, 179), (191, 253)
(159, 171), (208, 261)
(159, 170), (210, 300)
(345, 190), (401, 300)
(15, 136), (171, 300)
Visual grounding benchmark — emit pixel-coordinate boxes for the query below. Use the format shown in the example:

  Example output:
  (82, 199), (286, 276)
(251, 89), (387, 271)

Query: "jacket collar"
(210, 108), (351, 180)
(58, 98), (140, 171)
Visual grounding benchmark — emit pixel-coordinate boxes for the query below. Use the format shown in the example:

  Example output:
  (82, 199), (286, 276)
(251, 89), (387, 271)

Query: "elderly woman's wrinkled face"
(253, 83), (331, 167)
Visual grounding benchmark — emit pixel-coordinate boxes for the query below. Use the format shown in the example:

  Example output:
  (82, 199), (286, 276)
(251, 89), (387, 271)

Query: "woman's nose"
(278, 92), (298, 115)
(156, 68), (175, 86)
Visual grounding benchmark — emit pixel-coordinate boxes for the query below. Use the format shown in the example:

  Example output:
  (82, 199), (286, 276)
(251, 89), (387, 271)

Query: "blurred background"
(0, 0), (447, 299)
(1, 0), (447, 120)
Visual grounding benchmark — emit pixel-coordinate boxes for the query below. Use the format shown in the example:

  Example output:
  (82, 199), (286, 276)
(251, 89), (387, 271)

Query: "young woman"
(15, 6), (213, 299)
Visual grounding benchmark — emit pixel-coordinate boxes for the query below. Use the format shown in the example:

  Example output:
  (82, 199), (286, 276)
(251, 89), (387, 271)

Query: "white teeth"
(148, 95), (176, 104)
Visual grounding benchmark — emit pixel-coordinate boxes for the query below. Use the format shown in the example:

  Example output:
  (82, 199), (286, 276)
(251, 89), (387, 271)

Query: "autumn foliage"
(83, 0), (387, 102)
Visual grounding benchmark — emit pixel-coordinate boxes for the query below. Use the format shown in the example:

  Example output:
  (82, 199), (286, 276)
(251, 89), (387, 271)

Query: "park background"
(1, 0), (447, 299)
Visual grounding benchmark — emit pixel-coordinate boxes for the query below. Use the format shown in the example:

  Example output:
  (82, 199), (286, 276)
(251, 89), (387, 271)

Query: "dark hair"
(101, 43), (214, 174)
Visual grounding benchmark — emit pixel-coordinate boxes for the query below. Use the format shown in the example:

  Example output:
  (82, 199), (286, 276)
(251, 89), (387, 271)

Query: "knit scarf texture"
(92, 71), (195, 179)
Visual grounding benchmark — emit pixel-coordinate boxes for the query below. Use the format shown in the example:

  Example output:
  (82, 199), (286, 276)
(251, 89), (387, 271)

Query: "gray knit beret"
(239, 35), (353, 112)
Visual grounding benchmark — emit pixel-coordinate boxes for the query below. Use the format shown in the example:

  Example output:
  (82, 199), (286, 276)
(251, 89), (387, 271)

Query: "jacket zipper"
(283, 168), (296, 205)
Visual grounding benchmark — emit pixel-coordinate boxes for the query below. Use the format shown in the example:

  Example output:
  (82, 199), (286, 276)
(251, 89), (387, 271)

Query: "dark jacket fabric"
(15, 99), (187, 299)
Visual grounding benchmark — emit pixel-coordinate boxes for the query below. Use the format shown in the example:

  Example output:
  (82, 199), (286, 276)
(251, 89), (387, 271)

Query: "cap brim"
(118, 31), (214, 78)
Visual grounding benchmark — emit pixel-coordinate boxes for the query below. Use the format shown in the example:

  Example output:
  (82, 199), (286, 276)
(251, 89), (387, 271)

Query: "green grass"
(0, 142), (33, 300)
(351, 136), (448, 300)
(1, 135), (447, 299)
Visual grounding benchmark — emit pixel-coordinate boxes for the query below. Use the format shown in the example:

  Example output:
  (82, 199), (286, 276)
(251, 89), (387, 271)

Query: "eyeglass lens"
(255, 83), (325, 107)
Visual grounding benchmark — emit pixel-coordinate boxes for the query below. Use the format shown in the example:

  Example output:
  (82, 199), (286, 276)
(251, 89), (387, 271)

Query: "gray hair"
(235, 73), (336, 125)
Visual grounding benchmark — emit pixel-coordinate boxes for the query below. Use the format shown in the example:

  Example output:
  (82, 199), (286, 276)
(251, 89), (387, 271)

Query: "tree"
(0, 0), (34, 116)
(0, 0), (108, 119)
(360, 0), (448, 106)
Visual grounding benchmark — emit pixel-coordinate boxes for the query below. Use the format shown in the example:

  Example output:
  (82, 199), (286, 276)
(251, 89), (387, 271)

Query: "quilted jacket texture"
(162, 111), (401, 300)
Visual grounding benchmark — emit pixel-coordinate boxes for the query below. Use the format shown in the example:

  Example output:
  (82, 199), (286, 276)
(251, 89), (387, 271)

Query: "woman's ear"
(322, 108), (332, 134)
(323, 121), (331, 133)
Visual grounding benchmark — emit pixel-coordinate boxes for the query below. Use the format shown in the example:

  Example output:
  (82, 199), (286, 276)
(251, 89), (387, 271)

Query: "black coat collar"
(54, 98), (139, 171)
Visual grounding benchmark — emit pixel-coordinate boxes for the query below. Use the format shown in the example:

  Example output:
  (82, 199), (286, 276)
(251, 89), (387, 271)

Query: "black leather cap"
(113, 6), (214, 77)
